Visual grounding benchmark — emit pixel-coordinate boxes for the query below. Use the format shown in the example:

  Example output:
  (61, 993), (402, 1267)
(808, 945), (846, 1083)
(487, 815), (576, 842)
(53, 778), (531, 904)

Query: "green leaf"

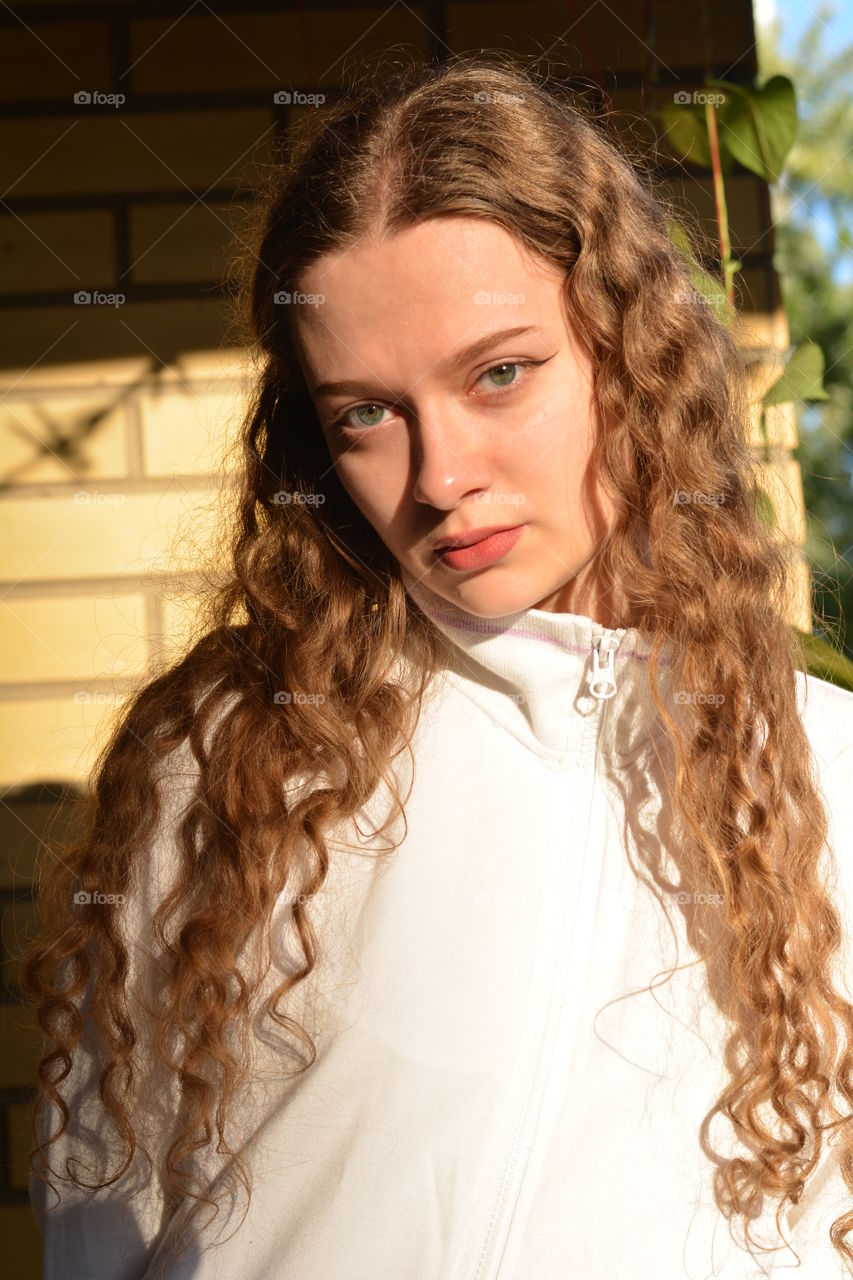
(708, 75), (797, 183)
(666, 219), (693, 257)
(761, 339), (831, 405)
(687, 268), (736, 327)
(665, 219), (736, 328)
(754, 486), (777, 530)
(656, 103), (734, 172)
(792, 628), (853, 692)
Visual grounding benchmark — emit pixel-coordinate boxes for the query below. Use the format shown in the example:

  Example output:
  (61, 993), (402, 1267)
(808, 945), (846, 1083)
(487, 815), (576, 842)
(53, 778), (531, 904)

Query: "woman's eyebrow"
(310, 324), (547, 400)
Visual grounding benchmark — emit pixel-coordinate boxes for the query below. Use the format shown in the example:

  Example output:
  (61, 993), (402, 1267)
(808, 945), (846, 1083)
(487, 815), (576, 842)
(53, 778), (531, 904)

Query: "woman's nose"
(410, 411), (494, 509)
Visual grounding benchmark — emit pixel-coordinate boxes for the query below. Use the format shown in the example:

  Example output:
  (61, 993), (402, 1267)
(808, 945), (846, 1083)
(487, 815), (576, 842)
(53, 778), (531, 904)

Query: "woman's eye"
(332, 358), (547, 435)
(350, 403), (387, 429)
(480, 361), (523, 389)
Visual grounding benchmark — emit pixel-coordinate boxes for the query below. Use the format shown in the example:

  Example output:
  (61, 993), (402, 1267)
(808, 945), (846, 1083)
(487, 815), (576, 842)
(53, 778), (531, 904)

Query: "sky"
(754, 0), (853, 285)
(755, 0), (853, 55)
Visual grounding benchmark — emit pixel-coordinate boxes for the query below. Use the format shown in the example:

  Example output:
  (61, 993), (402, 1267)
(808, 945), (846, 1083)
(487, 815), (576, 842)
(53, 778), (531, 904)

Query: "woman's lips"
(436, 524), (525, 570)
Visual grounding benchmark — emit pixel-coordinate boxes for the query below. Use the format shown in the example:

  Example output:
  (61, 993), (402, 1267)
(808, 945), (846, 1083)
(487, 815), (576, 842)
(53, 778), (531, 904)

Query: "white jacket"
(32, 572), (853, 1279)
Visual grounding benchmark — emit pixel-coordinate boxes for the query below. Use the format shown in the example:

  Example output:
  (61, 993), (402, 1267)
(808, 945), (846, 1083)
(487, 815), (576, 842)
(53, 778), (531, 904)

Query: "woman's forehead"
(294, 221), (568, 382)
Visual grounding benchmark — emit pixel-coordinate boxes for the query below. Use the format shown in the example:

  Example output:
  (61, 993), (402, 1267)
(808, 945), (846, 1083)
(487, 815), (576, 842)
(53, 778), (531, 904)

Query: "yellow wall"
(0, 349), (246, 787)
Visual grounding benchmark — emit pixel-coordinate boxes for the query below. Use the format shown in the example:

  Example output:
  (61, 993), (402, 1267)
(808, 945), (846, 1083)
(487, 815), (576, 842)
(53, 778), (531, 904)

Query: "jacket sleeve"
(29, 753), (197, 1280)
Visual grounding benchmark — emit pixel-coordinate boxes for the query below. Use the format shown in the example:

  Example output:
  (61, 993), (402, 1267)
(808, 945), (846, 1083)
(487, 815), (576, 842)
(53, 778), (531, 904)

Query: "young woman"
(25, 52), (853, 1280)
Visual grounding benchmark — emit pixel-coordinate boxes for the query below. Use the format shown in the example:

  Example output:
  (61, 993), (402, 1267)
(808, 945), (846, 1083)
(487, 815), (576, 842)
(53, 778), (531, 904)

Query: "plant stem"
(705, 99), (735, 308)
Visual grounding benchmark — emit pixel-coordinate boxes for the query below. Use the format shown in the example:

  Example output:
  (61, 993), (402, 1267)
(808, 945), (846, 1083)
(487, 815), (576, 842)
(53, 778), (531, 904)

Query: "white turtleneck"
(31, 574), (853, 1280)
(399, 567), (674, 766)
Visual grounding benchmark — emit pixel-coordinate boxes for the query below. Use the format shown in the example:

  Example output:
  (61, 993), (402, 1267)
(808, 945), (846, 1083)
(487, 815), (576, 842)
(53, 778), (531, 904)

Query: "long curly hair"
(22, 50), (853, 1276)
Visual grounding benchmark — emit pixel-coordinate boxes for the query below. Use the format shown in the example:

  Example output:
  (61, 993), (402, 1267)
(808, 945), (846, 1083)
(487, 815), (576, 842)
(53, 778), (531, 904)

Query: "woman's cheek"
(337, 457), (398, 527)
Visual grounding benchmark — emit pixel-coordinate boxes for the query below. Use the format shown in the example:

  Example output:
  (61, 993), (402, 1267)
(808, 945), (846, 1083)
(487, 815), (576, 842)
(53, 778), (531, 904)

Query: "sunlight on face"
(294, 215), (621, 621)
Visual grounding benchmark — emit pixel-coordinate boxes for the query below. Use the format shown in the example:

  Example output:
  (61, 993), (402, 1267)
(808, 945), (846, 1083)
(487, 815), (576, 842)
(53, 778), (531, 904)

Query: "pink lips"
(436, 524), (525, 570)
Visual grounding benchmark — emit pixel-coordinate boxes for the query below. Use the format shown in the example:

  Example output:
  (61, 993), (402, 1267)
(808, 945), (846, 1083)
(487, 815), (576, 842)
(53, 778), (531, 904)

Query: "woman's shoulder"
(794, 669), (853, 988)
(795, 667), (853, 770)
(149, 673), (322, 793)
(126, 677), (324, 935)
(794, 670), (853, 860)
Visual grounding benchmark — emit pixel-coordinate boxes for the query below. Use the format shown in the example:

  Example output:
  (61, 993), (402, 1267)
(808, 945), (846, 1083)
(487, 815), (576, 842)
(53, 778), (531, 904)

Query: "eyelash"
(327, 358), (551, 438)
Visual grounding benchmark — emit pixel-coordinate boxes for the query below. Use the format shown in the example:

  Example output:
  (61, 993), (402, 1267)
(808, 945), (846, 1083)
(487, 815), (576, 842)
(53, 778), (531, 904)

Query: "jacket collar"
(401, 569), (675, 768)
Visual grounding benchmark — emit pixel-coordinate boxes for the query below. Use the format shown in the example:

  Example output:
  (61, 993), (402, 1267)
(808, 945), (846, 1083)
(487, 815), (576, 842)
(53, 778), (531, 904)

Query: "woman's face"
(294, 215), (623, 622)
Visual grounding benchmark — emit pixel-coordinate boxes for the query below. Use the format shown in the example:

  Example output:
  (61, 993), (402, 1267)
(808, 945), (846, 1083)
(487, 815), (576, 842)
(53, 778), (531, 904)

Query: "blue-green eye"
(330, 357), (549, 437)
(351, 404), (386, 428)
(482, 362), (522, 388)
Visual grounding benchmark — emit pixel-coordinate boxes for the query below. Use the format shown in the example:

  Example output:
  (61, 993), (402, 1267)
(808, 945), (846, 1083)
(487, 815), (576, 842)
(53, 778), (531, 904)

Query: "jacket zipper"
(472, 627), (625, 1280)
(589, 631), (620, 700)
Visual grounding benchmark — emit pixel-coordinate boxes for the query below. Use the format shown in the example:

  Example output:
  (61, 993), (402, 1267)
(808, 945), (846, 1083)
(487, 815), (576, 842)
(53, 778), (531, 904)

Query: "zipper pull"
(589, 635), (618, 700)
